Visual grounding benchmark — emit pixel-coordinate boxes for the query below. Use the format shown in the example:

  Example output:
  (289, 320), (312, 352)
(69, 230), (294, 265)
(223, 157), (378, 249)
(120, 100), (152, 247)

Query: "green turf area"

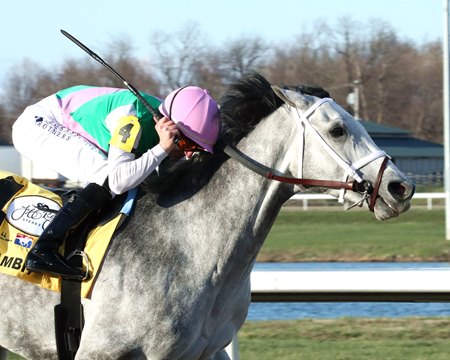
(8, 317), (450, 359)
(7, 355), (23, 360)
(238, 317), (450, 360)
(8, 318), (450, 360)
(258, 208), (450, 262)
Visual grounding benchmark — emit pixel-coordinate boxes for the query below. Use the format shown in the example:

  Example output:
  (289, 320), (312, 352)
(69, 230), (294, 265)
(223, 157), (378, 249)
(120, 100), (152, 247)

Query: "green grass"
(7, 354), (23, 360)
(414, 185), (444, 193)
(258, 208), (450, 262)
(238, 317), (450, 360)
(8, 318), (450, 360)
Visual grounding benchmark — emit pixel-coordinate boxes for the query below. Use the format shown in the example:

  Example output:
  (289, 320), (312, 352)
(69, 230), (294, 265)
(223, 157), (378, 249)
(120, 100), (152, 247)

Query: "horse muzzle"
(349, 156), (415, 215)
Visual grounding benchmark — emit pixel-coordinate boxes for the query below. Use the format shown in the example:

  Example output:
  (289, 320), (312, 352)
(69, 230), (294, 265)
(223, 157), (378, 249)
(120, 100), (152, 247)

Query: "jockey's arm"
(106, 144), (167, 195)
(107, 115), (169, 195)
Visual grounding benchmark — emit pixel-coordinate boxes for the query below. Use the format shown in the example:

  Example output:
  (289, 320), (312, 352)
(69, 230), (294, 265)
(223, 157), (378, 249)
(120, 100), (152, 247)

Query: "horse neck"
(119, 110), (297, 285)
(210, 110), (296, 270)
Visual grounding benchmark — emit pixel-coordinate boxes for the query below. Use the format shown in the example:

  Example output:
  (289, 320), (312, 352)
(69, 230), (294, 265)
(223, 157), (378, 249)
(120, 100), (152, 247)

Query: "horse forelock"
(284, 84), (331, 99)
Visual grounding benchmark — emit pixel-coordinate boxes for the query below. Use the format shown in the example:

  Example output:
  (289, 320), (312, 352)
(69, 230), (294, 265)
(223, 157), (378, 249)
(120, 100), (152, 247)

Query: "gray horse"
(0, 73), (414, 359)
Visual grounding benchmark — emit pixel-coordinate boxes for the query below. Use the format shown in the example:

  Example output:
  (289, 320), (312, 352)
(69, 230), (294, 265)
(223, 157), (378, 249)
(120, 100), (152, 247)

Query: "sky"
(0, 0), (445, 84)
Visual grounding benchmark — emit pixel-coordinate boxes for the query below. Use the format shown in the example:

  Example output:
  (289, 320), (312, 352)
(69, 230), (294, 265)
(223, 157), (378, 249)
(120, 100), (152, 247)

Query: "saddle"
(0, 170), (136, 298)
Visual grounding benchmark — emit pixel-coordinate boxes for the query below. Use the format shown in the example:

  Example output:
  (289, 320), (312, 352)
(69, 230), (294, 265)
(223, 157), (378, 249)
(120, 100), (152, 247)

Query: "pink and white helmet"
(158, 86), (220, 153)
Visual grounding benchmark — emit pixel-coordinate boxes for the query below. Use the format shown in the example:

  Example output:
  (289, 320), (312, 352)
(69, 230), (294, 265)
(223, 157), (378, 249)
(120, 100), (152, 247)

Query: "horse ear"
(271, 85), (296, 107)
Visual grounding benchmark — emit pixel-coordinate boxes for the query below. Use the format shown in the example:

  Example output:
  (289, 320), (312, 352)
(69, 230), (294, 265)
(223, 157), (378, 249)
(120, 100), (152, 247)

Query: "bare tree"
(188, 51), (227, 99)
(102, 35), (160, 94)
(267, 20), (345, 94)
(0, 103), (11, 142)
(149, 22), (208, 94)
(400, 41), (443, 142)
(2, 59), (49, 113)
(0, 18), (444, 144)
(0, 59), (54, 141)
(54, 37), (160, 95)
(217, 37), (270, 83)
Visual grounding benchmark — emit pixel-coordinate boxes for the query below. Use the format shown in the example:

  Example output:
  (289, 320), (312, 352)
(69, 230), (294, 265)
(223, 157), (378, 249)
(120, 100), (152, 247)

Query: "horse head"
(219, 72), (414, 221)
(270, 84), (415, 220)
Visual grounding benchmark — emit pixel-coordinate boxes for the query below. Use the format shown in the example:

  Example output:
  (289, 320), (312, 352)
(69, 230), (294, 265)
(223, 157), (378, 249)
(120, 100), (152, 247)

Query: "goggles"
(174, 133), (205, 152)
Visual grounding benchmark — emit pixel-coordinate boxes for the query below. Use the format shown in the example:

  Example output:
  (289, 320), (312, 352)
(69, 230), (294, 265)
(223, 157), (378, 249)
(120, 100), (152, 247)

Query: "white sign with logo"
(6, 195), (61, 236)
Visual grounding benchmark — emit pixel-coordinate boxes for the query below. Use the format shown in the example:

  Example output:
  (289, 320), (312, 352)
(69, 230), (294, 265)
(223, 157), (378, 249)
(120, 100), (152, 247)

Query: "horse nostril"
(388, 181), (415, 200)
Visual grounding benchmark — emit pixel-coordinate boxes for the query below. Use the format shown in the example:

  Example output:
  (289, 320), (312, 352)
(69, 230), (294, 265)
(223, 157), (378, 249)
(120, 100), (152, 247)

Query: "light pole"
(353, 80), (361, 120)
(345, 80), (361, 120)
(443, 0), (450, 240)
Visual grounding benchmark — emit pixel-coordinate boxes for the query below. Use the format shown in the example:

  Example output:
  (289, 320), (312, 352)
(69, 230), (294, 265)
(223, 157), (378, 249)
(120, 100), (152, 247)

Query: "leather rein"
(220, 143), (389, 212)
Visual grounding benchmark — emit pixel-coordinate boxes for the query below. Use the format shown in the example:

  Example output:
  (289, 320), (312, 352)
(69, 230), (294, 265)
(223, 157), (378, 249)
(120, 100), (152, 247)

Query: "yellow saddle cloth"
(0, 170), (132, 298)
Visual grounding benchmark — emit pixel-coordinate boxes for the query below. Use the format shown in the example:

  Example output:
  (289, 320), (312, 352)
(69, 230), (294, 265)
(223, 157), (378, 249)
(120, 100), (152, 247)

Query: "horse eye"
(330, 125), (346, 138)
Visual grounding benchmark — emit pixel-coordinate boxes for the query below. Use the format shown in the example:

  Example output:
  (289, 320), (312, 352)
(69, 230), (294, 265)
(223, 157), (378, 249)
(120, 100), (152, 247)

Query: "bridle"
(220, 97), (391, 212)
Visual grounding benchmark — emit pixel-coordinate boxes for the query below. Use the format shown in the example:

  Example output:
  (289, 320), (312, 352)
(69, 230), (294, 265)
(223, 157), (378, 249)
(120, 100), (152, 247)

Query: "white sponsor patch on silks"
(6, 195), (61, 236)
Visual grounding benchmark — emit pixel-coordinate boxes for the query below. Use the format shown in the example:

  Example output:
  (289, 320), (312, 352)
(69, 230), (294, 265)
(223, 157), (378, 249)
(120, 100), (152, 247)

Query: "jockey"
(12, 85), (220, 280)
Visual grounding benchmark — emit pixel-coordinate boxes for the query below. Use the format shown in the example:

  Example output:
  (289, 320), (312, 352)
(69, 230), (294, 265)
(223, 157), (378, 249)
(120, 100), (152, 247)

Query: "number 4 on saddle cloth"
(0, 170), (136, 298)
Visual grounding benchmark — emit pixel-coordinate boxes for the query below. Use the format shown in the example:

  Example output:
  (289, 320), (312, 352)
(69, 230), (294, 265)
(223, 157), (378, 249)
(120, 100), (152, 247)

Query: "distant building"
(0, 140), (21, 175)
(361, 121), (443, 185)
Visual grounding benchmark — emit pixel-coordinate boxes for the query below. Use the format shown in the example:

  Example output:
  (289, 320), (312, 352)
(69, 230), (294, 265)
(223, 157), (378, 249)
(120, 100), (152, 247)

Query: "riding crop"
(60, 29), (163, 120)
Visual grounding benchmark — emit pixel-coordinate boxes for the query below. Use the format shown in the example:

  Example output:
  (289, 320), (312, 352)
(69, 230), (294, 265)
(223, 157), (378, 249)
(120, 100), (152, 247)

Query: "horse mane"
(219, 73), (330, 143)
(141, 73), (330, 196)
(140, 152), (227, 196)
(219, 72), (285, 144)
(142, 72), (282, 195)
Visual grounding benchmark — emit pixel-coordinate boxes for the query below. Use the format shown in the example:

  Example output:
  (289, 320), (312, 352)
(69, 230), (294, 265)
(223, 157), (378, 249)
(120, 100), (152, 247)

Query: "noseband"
(294, 98), (391, 211)
(368, 156), (390, 212)
(220, 98), (390, 212)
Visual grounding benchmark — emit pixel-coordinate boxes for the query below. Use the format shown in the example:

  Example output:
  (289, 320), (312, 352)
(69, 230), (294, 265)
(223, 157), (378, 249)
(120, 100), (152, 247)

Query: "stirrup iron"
(67, 250), (90, 281)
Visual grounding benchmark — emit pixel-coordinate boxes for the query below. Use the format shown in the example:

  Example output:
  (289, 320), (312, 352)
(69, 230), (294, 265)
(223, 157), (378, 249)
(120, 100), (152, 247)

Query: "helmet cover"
(159, 86), (220, 153)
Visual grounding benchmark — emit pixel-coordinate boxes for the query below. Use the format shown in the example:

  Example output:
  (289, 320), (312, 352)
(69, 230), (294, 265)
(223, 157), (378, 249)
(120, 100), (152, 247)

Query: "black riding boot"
(0, 176), (24, 223)
(25, 183), (111, 280)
